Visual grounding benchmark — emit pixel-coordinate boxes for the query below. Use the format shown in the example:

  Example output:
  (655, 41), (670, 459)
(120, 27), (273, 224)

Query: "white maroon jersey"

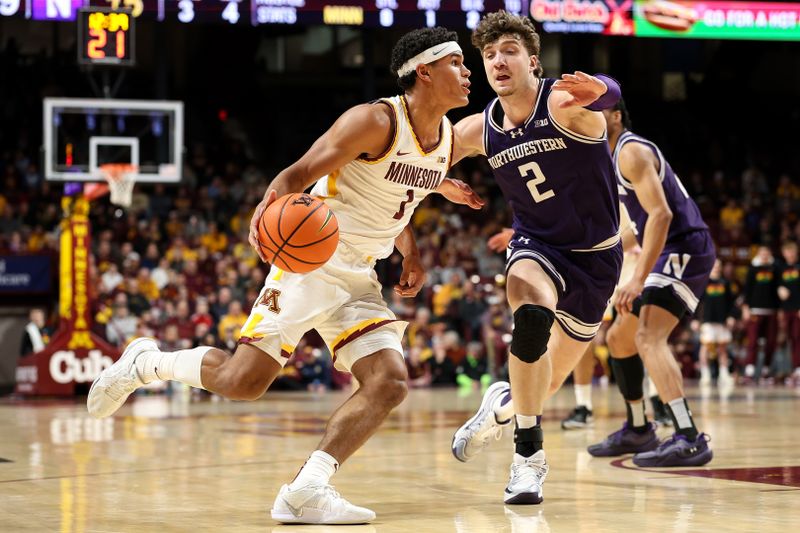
(310, 95), (453, 260)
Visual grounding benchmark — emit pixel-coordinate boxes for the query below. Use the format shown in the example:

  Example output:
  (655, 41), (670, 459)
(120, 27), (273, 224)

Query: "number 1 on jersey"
(519, 162), (554, 203)
(393, 189), (414, 220)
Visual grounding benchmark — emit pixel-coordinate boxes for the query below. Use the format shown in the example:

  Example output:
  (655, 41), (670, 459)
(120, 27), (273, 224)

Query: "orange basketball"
(257, 193), (339, 274)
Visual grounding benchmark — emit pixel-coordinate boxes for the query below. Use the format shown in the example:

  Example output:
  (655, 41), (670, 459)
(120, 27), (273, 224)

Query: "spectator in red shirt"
(165, 299), (196, 340)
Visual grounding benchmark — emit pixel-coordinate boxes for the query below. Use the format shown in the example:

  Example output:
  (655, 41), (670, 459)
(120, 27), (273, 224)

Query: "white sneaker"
(745, 364), (756, 378)
(87, 337), (157, 418)
(451, 381), (511, 462)
(699, 367), (711, 386)
(504, 450), (548, 505)
(718, 367), (734, 388)
(270, 483), (375, 524)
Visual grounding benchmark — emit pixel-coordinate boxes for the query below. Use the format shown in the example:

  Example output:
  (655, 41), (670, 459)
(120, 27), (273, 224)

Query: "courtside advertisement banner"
(634, 1), (800, 40)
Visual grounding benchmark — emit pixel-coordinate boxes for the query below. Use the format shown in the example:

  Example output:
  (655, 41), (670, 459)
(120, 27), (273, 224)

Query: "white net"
(101, 164), (137, 208)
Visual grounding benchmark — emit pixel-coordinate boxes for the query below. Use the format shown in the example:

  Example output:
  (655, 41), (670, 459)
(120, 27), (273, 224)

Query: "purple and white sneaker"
(587, 423), (659, 457)
(632, 433), (713, 467)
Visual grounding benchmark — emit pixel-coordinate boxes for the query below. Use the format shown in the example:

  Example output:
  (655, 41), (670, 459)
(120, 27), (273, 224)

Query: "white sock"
(516, 414), (540, 429)
(667, 398), (693, 430)
(493, 389), (515, 423)
(628, 399), (646, 427)
(289, 450), (339, 490)
(574, 384), (593, 410)
(136, 346), (211, 389)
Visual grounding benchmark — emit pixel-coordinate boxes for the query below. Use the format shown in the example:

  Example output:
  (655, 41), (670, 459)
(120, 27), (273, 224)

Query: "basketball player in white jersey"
(87, 27), (482, 525)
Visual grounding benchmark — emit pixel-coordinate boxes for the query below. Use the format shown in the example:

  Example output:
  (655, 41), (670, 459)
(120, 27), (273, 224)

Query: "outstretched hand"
(552, 71), (608, 109)
(437, 178), (485, 210)
(248, 189), (278, 263)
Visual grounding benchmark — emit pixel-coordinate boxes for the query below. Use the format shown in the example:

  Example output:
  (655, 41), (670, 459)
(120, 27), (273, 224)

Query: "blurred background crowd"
(3, 34), (800, 394)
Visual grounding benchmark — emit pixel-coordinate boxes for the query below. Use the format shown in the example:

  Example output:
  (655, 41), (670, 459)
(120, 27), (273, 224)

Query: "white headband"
(396, 41), (463, 77)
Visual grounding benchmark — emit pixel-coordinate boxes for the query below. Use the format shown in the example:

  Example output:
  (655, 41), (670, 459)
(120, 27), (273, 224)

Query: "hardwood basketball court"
(1, 385), (798, 532)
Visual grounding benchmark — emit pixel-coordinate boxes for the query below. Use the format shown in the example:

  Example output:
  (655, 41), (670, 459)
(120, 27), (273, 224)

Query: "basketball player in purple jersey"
(587, 99), (714, 466)
(449, 11), (623, 503)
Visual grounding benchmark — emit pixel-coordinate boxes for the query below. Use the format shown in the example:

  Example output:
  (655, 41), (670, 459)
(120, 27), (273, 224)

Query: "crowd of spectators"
(3, 40), (800, 394)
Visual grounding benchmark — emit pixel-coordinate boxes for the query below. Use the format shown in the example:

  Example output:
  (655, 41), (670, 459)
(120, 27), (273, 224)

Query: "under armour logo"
(510, 128), (524, 138)
(292, 195), (313, 206)
(518, 237), (530, 245)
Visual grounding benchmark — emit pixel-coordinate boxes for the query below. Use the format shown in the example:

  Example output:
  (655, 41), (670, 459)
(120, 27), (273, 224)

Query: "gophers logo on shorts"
(259, 288), (282, 314)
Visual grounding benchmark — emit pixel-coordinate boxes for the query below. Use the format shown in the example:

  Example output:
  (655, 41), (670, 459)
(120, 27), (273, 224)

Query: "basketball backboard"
(43, 98), (183, 183)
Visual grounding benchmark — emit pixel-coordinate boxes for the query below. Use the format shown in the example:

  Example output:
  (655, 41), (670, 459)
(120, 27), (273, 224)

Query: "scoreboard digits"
(6, 0), (528, 27)
(78, 8), (135, 66)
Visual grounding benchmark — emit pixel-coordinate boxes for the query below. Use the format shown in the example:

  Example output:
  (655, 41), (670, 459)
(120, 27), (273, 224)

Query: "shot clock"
(77, 7), (135, 66)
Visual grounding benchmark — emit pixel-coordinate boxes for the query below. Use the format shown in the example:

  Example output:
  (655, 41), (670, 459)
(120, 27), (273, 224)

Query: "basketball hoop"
(99, 163), (137, 208)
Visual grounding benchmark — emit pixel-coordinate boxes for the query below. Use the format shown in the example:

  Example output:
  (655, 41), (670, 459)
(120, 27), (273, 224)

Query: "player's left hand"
(552, 71), (608, 109)
(395, 254), (426, 297)
(248, 189), (278, 263)
(487, 228), (514, 253)
(437, 178), (485, 210)
(615, 278), (644, 315)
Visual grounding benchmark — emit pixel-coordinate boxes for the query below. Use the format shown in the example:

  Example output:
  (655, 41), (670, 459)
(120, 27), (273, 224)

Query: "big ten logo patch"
(259, 288), (282, 314)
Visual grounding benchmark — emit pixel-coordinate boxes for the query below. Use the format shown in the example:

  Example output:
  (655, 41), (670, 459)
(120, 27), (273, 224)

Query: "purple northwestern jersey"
(613, 130), (708, 245)
(484, 78), (620, 252)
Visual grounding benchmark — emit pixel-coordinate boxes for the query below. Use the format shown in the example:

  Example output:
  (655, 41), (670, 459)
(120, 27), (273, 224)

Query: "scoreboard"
(77, 7), (134, 65)
(0, 0), (527, 27)
(6, 0), (800, 40)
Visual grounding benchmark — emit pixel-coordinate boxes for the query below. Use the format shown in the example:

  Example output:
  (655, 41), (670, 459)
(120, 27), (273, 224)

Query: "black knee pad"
(511, 304), (555, 363)
(609, 355), (645, 401)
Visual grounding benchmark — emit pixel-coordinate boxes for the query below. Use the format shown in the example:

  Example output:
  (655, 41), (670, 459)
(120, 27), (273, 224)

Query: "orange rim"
(99, 163), (137, 183)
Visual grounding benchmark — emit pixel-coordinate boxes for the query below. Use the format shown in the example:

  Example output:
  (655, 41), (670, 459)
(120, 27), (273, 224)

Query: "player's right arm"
(431, 113), (486, 210)
(450, 113), (486, 166)
(248, 103), (395, 261)
(614, 142), (673, 315)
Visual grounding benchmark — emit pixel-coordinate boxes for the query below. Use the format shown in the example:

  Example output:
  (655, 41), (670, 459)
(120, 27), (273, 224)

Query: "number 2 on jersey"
(519, 162), (555, 203)
(393, 189), (414, 220)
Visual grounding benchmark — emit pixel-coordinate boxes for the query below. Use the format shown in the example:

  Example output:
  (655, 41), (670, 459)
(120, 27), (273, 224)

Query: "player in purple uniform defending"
(586, 99), (715, 466)
(449, 11), (623, 504)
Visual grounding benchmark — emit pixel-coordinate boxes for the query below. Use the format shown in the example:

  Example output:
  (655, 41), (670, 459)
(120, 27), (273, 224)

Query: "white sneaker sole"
(451, 380), (510, 462)
(87, 337), (157, 419)
(561, 417), (594, 430)
(270, 509), (375, 525)
(504, 489), (543, 505)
